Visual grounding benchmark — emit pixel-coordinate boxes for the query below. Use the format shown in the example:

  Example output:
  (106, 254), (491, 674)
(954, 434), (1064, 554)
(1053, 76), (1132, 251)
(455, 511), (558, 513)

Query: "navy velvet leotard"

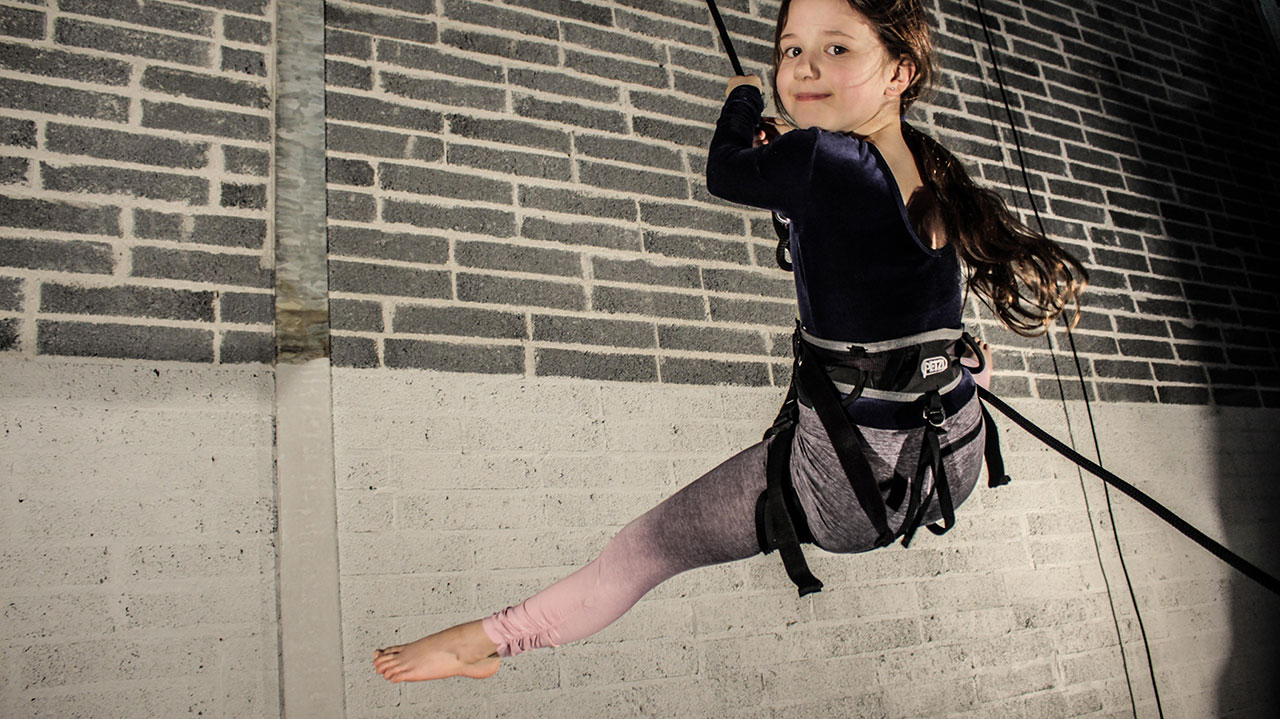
(706, 85), (963, 345)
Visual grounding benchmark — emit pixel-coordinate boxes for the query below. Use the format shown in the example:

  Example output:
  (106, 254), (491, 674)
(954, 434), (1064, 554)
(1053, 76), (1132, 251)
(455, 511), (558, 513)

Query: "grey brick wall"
(320, 0), (1279, 409)
(11, 0), (1271, 407)
(0, 0), (276, 365)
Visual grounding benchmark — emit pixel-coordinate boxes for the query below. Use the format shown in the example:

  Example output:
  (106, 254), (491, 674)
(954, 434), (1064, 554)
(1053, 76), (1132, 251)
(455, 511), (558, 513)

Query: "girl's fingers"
(725, 74), (763, 96)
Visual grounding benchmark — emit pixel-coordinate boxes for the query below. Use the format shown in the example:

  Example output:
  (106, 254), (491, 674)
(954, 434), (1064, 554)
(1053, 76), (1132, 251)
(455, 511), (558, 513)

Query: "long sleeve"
(705, 85), (816, 215)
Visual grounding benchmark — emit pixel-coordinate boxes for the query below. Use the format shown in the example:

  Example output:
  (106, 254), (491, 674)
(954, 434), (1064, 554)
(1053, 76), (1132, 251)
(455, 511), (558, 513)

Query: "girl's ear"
(889, 56), (917, 94)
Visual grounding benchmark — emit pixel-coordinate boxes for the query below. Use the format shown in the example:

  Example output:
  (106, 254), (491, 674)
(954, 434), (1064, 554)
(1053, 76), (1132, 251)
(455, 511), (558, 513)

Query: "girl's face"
(775, 0), (905, 134)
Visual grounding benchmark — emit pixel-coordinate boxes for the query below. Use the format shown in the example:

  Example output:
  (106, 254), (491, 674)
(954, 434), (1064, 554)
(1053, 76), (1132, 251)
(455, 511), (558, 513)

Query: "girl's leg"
(374, 439), (770, 681)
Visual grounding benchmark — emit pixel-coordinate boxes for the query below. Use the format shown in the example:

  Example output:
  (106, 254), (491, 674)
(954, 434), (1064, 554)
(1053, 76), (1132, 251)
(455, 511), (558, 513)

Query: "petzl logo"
(920, 356), (948, 378)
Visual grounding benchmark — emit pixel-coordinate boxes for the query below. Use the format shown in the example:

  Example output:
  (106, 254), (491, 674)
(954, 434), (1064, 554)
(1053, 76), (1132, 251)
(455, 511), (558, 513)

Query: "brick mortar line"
(0, 114), (271, 151)
(325, 250), (786, 286)
(2, 186), (272, 217)
(323, 77), (717, 133)
(368, 185), (754, 233)
(0, 30), (275, 70)
(323, 113), (698, 162)
(329, 324), (784, 348)
(10, 273), (273, 295)
(0, 230), (273, 258)
(330, 299), (793, 325)
(336, 332), (790, 364)
(0, 101), (276, 146)
(325, 1), (752, 57)
(348, 214), (767, 263)
(48, 1), (278, 29)
(0, 354), (269, 374)
(328, 141), (565, 163)
(30, 157), (266, 186)
(29, 315), (270, 335)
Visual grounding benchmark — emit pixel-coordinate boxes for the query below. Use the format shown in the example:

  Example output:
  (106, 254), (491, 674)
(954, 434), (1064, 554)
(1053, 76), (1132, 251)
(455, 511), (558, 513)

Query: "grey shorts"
(789, 393), (986, 553)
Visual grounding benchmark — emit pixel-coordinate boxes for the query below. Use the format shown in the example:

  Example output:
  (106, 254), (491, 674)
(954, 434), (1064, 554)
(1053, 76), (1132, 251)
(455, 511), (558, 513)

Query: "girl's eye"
(827, 45), (848, 56)
(782, 46), (801, 59)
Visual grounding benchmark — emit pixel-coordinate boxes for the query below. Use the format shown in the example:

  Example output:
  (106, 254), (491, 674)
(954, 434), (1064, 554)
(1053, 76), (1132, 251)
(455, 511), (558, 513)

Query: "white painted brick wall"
(3, 360), (1274, 713)
(333, 368), (1280, 718)
(0, 357), (279, 718)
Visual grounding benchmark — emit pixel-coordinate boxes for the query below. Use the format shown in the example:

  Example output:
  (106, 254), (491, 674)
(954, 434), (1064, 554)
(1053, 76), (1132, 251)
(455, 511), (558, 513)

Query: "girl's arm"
(705, 79), (814, 213)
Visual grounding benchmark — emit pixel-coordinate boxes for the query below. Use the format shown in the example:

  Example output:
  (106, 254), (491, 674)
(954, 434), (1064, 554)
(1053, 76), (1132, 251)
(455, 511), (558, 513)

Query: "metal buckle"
(923, 392), (945, 427)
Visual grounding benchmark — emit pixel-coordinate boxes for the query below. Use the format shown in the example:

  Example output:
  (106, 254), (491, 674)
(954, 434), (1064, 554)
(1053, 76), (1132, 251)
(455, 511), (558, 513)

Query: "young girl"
(372, 0), (1085, 683)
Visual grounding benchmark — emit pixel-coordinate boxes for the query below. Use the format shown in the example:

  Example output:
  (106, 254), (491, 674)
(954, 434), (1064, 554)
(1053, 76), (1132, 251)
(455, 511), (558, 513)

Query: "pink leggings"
(482, 398), (985, 657)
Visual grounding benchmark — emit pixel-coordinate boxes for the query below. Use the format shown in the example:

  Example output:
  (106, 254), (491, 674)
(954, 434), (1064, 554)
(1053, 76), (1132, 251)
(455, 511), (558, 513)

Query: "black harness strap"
(795, 340), (896, 547)
(757, 423), (823, 595)
(979, 401), (1011, 488)
(902, 394), (946, 546)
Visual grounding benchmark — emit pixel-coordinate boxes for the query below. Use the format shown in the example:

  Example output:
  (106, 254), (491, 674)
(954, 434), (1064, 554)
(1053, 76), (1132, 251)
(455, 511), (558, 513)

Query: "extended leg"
(373, 439), (770, 680)
(483, 440), (769, 656)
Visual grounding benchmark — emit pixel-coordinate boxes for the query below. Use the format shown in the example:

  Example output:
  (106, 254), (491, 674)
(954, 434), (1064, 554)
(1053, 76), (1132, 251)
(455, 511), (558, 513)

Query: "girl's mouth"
(792, 93), (831, 102)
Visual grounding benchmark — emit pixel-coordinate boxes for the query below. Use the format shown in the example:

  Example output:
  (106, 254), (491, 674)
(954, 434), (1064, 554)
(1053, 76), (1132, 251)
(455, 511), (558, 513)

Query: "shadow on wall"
(1095, 0), (1280, 714)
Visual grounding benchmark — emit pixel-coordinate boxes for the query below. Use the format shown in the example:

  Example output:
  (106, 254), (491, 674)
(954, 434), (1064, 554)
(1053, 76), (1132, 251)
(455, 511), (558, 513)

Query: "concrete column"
(273, 0), (343, 716)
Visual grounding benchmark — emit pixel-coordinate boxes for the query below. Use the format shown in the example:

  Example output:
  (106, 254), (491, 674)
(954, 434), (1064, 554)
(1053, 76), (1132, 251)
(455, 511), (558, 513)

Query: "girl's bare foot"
(373, 619), (500, 682)
(961, 339), (994, 390)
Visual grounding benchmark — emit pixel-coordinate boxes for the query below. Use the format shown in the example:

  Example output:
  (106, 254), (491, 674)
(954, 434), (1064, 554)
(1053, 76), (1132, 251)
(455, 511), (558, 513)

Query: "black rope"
(1048, 331), (1146, 719)
(978, 387), (1280, 596)
(705, 0), (794, 271)
(968, 4), (1159, 717)
(704, 0), (744, 76)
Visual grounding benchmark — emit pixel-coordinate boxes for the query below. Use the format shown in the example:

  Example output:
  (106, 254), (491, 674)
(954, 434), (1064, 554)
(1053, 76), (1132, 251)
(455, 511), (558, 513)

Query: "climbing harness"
(703, 0), (1280, 603)
(756, 324), (1007, 596)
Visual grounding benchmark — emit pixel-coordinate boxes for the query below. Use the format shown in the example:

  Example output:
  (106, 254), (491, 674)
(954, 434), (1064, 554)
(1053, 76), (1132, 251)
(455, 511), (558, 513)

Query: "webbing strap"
(898, 426), (931, 547)
(979, 401), (1011, 488)
(796, 341), (896, 547)
(902, 394), (958, 546)
(925, 427), (957, 538)
(759, 425), (823, 596)
(977, 386), (1280, 597)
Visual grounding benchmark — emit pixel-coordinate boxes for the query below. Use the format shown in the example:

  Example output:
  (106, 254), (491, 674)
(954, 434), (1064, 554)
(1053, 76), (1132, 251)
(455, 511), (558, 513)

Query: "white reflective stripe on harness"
(839, 373), (965, 402)
(799, 326), (964, 354)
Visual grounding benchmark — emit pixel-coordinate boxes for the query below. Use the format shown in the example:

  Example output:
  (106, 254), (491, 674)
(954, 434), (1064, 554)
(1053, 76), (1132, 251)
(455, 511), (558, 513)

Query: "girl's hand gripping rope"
(725, 74), (792, 146)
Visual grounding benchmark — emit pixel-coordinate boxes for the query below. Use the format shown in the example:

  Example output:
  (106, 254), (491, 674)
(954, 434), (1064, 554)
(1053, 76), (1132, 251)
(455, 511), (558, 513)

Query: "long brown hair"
(771, 0), (1087, 336)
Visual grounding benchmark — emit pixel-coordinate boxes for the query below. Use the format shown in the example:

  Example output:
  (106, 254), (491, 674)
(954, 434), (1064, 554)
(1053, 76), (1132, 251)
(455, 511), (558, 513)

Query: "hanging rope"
(965, 4), (1155, 717)
(704, 0), (745, 76)
(967, 0), (1280, 598)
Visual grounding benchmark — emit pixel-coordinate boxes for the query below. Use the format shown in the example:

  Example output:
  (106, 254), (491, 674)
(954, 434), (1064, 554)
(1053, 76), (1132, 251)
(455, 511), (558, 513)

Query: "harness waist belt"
(756, 325), (1009, 596)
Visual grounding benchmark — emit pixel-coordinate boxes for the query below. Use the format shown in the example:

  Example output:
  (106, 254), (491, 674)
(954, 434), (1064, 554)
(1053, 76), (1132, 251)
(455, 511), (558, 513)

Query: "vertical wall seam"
(274, 0), (344, 716)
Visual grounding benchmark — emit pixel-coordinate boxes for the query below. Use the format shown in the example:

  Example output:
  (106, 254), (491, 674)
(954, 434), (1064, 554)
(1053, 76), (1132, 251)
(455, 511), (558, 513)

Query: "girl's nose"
(793, 56), (817, 80)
